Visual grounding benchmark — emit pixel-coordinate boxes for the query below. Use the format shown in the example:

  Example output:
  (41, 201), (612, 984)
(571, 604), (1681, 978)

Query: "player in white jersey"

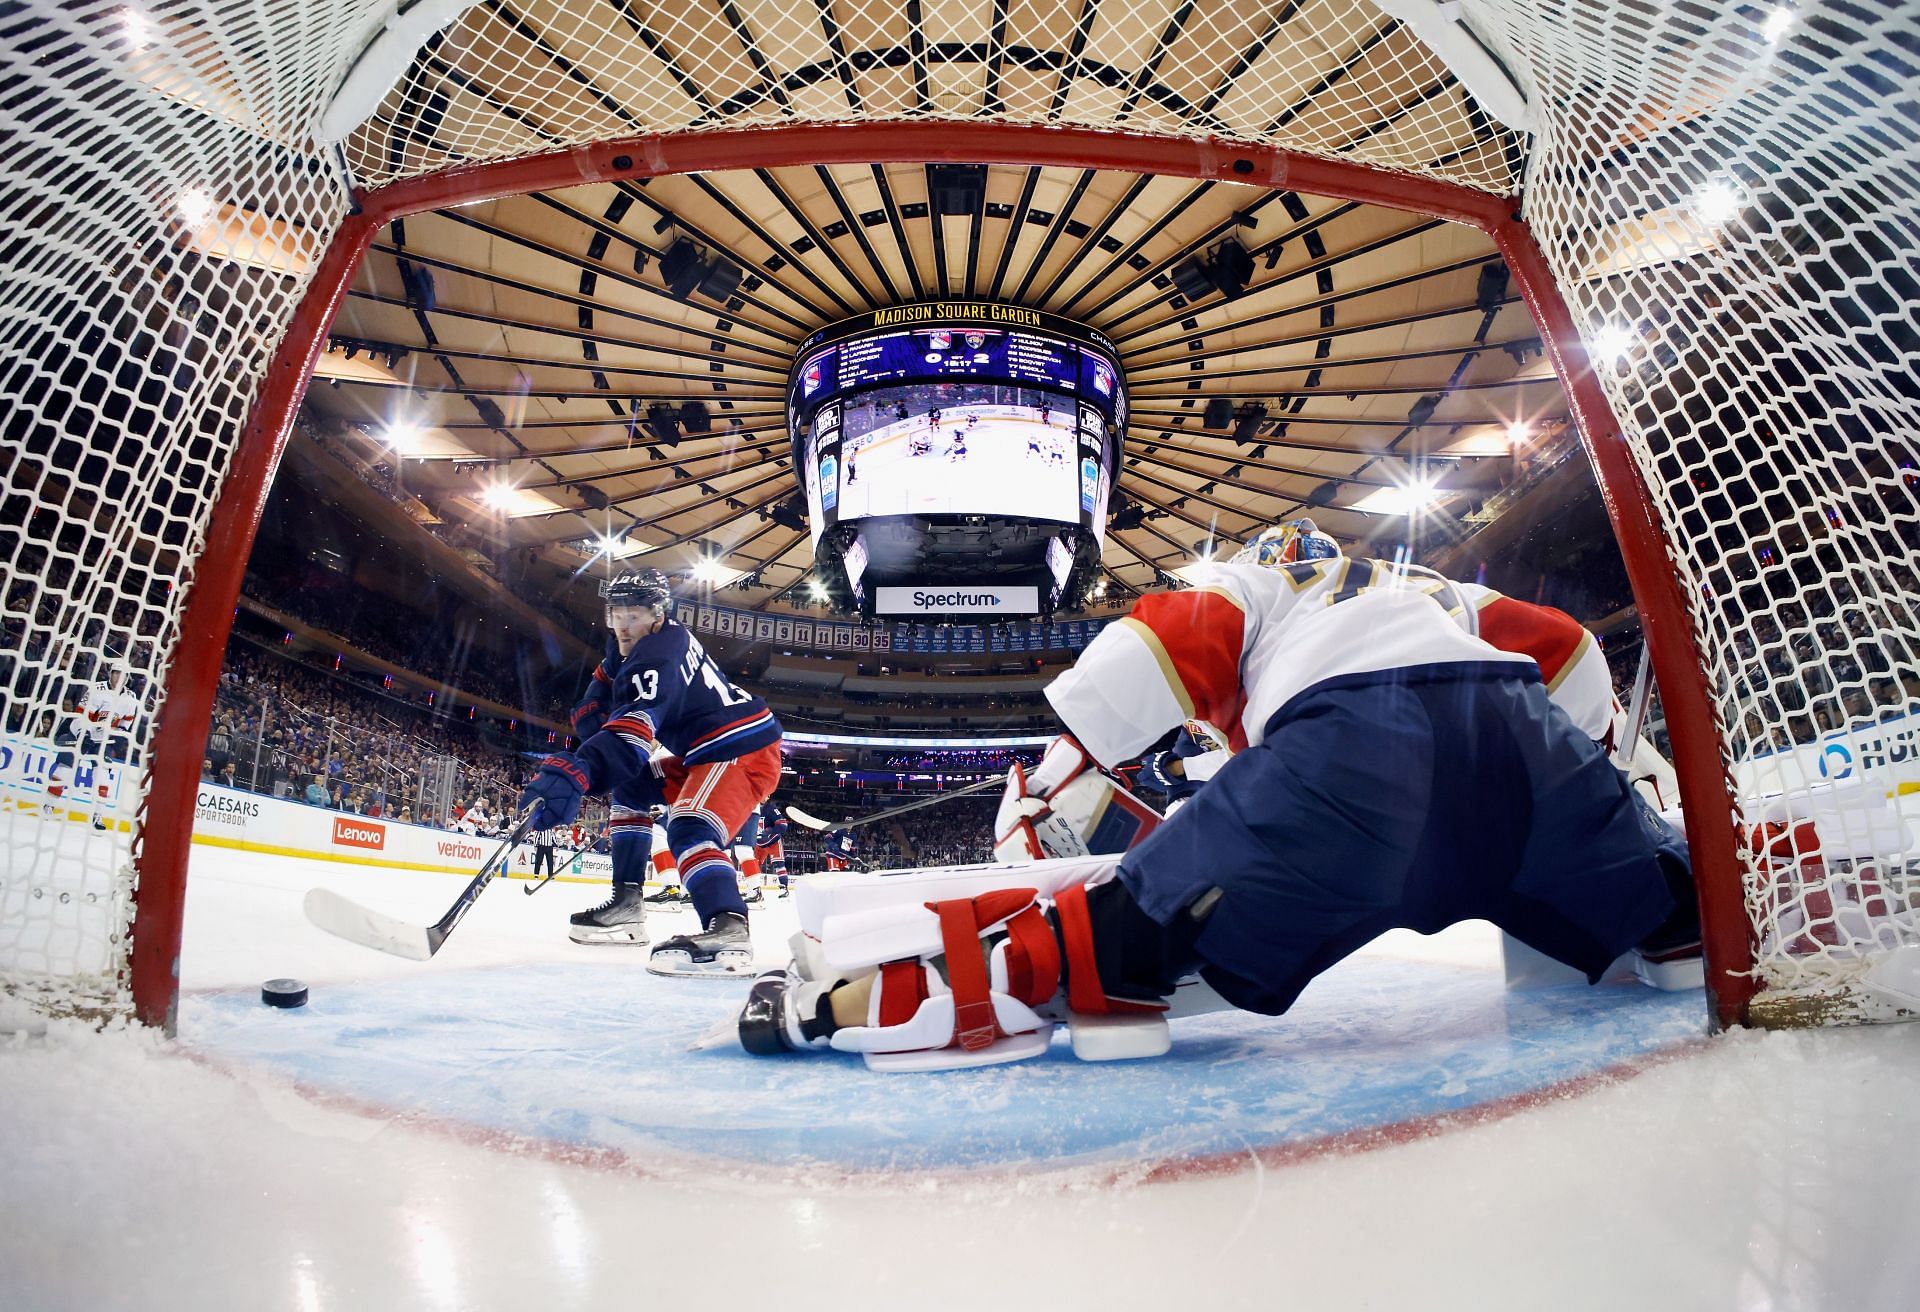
(44, 667), (140, 829)
(733, 521), (1696, 1067)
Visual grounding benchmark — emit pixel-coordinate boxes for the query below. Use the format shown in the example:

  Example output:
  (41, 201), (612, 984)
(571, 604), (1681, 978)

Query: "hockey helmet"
(1230, 518), (1340, 569)
(602, 568), (673, 615)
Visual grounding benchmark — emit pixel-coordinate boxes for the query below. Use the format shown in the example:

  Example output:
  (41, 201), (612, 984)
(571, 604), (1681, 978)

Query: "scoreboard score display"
(789, 304), (1124, 619)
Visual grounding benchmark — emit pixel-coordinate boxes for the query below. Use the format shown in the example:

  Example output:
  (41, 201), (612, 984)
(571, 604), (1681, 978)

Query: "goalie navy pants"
(1115, 670), (1687, 1017)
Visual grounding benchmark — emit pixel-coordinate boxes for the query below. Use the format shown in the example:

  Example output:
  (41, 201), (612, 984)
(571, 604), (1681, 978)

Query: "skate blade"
(686, 1014), (742, 1051)
(568, 927), (651, 946)
(646, 949), (753, 979)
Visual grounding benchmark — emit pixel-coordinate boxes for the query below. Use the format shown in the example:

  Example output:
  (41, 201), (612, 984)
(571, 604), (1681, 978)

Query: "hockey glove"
(519, 754), (591, 830)
(1137, 750), (1186, 794)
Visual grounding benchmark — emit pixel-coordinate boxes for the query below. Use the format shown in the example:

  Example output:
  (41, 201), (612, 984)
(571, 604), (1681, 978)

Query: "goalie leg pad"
(802, 855), (1121, 976)
(825, 890), (1063, 1068)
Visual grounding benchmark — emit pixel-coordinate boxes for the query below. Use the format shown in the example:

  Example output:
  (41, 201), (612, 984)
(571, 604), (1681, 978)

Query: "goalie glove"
(993, 735), (1162, 863)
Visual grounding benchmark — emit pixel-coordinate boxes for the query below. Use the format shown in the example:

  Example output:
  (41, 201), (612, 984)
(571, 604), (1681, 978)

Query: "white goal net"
(2, 0), (1915, 1027)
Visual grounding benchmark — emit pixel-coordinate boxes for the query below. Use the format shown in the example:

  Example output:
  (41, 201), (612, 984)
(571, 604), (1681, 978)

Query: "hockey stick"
(304, 807), (540, 960)
(523, 826), (606, 895)
(1611, 641), (1655, 770)
(784, 774), (1005, 833)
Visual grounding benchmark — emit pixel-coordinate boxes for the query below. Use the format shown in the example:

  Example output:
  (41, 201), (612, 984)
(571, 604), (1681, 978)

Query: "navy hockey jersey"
(587, 622), (780, 769)
(754, 801), (789, 846)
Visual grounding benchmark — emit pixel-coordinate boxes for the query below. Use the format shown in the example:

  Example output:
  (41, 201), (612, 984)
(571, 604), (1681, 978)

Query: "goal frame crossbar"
(130, 121), (1751, 1031)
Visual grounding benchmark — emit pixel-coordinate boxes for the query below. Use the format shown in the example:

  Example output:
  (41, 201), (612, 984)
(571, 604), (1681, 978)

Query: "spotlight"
(177, 188), (214, 226)
(1692, 181), (1743, 226)
(1591, 323), (1636, 364)
(1506, 421), (1531, 445)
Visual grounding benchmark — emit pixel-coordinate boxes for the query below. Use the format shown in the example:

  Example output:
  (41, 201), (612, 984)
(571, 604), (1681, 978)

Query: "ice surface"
(2, 843), (1917, 1310)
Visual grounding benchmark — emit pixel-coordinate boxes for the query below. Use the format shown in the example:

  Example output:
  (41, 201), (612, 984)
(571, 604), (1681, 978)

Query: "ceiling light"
(807, 580), (829, 601)
(121, 8), (151, 47)
(1590, 323), (1636, 365)
(691, 557), (731, 585)
(1351, 475), (1446, 516)
(1692, 181), (1742, 226)
(481, 482), (519, 511)
(1763, 6), (1793, 44)
(1506, 421), (1531, 445)
(383, 421), (419, 454)
(177, 187), (214, 226)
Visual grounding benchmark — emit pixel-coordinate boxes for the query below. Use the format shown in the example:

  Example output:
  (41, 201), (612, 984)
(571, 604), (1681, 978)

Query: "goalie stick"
(1611, 640), (1655, 771)
(304, 806), (539, 960)
(785, 774), (1005, 833)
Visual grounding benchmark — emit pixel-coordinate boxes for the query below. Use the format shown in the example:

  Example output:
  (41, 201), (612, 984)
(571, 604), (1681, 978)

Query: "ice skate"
(1632, 937), (1705, 991)
(568, 884), (650, 945)
(646, 910), (752, 977)
(737, 969), (824, 1054)
(643, 885), (685, 904)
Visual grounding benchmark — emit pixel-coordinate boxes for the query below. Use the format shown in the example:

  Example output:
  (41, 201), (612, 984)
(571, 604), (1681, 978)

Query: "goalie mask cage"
(3, 1), (1915, 1032)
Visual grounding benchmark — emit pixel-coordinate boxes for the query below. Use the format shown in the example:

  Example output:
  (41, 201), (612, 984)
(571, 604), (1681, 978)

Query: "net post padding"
(130, 120), (1745, 1028)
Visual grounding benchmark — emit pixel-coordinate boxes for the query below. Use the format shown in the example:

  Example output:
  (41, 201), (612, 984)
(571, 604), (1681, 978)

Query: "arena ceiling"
(297, 2), (1573, 616)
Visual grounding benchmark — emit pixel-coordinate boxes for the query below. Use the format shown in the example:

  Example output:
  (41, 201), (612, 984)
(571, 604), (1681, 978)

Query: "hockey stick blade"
(303, 887), (434, 961)
(784, 805), (833, 831)
(303, 807), (539, 960)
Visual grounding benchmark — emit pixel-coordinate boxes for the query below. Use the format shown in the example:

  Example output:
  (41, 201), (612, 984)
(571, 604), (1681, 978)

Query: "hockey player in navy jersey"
(733, 522), (1697, 1066)
(521, 569), (782, 976)
(751, 801), (792, 894)
(822, 826), (856, 872)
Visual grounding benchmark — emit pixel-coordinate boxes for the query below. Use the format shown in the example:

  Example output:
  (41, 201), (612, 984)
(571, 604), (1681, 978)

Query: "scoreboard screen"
(789, 304), (1125, 550)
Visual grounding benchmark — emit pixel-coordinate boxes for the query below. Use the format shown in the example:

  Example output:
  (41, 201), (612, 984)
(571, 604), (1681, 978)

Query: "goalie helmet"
(1230, 518), (1340, 569)
(602, 568), (673, 614)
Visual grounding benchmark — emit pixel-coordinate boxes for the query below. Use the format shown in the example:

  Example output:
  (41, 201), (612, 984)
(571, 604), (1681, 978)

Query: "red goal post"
(133, 122), (1749, 1028)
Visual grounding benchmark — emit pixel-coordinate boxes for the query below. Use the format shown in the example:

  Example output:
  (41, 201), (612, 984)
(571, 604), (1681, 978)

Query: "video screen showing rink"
(834, 385), (1081, 522)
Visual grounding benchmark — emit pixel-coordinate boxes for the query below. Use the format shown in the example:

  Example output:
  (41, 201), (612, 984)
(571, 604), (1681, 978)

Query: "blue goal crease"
(181, 958), (1705, 1174)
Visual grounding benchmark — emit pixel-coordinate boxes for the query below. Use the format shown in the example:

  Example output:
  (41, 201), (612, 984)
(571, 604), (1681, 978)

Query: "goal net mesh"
(2, 0), (1914, 1024)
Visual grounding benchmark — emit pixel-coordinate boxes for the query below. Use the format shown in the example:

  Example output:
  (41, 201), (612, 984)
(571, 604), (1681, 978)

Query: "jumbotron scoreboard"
(787, 302), (1125, 620)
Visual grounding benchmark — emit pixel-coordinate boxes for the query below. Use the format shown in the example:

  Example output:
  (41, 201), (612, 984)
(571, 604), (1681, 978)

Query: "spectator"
(304, 775), (328, 807)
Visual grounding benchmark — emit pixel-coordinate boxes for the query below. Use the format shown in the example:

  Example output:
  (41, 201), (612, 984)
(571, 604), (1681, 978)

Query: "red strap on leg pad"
(839, 889), (1056, 1058)
(936, 898), (1000, 1051)
(1052, 882), (1167, 1018)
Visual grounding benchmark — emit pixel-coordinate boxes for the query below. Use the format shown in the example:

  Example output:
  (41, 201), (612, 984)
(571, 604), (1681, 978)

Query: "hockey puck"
(260, 978), (308, 1009)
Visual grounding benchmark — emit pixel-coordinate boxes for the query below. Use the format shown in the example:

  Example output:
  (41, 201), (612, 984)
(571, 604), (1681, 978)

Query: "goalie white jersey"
(1047, 558), (1555, 769)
